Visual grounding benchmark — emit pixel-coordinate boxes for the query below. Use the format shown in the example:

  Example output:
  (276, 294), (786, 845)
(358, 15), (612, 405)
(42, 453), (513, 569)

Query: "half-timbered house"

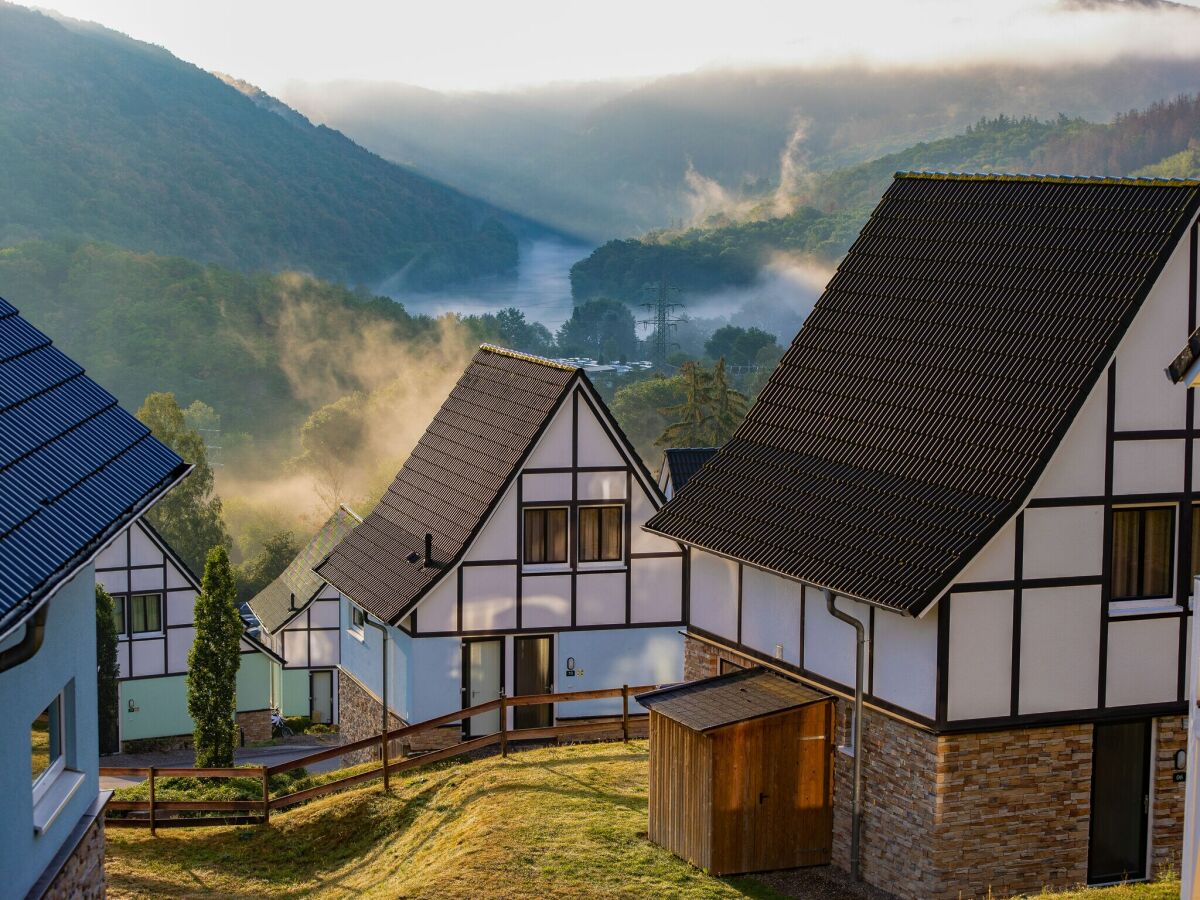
(248, 506), (360, 725)
(658, 447), (716, 500)
(95, 518), (285, 748)
(317, 345), (685, 750)
(0, 296), (189, 899)
(645, 174), (1200, 898)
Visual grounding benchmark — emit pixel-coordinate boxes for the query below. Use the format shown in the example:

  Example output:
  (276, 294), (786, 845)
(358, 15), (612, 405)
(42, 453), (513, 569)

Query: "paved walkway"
(99, 734), (345, 789)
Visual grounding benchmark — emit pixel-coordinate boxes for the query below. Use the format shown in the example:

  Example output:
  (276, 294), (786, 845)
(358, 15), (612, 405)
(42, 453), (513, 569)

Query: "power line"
(639, 275), (684, 370)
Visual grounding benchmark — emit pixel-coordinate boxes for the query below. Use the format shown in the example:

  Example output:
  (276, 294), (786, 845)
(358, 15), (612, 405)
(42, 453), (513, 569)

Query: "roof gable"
(317, 346), (580, 623)
(646, 174), (1200, 616)
(0, 297), (190, 637)
(662, 448), (717, 493)
(249, 505), (361, 633)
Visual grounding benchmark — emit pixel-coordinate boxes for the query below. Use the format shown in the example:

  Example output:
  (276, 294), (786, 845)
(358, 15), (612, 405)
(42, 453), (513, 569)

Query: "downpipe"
(0, 605), (48, 673)
(824, 588), (866, 882)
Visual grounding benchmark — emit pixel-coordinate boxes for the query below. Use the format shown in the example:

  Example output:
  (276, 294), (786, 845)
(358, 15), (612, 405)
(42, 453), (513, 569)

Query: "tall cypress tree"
(95, 585), (120, 755)
(187, 546), (242, 767)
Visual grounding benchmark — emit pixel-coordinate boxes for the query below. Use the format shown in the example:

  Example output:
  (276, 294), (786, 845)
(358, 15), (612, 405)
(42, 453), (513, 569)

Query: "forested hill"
(572, 99), (1200, 303)
(0, 3), (521, 289)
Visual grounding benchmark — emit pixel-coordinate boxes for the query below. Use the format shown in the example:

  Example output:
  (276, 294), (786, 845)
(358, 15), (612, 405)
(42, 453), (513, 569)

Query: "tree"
(704, 325), (779, 366)
(137, 393), (230, 573)
(236, 530), (300, 604)
(493, 307), (556, 356)
(656, 362), (714, 448)
(557, 299), (638, 361)
(295, 393), (366, 510)
(706, 358), (749, 445)
(611, 374), (687, 467)
(188, 546), (243, 767)
(95, 585), (120, 755)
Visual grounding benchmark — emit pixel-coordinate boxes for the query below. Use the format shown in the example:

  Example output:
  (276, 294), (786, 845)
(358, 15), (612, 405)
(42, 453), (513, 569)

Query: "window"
(112, 597), (126, 636)
(1112, 507), (1174, 601)
(578, 506), (623, 563)
(32, 695), (64, 800)
(523, 507), (568, 564)
(129, 593), (162, 634)
(1191, 504), (1200, 588)
(351, 604), (366, 631)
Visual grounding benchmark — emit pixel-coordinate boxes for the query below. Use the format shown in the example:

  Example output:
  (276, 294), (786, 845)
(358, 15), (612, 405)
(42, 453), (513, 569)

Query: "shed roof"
(662, 447), (717, 493)
(316, 345), (581, 624)
(0, 297), (190, 638)
(645, 173), (1200, 616)
(248, 505), (361, 634)
(637, 667), (829, 732)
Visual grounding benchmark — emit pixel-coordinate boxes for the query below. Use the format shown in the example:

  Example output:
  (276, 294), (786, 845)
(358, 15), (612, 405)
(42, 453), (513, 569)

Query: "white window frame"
(129, 592), (164, 637)
(32, 693), (66, 807)
(522, 505), (571, 572)
(576, 503), (625, 569)
(1110, 502), (1181, 614)
(349, 603), (367, 640)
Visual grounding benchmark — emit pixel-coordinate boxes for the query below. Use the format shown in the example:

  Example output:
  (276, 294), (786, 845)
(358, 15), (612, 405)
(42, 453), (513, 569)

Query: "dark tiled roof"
(1167, 325), (1200, 384)
(637, 667), (828, 732)
(249, 505), (361, 633)
(0, 297), (190, 636)
(646, 173), (1200, 615)
(316, 346), (579, 623)
(663, 447), (717, 493)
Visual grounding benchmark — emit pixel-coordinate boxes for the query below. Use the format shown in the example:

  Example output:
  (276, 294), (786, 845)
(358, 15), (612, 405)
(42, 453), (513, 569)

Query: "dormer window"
(523, 507), (568, 565)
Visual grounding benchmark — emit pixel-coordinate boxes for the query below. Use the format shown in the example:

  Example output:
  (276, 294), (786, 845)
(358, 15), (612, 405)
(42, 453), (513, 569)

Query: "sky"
(34, 0), (1200, 94)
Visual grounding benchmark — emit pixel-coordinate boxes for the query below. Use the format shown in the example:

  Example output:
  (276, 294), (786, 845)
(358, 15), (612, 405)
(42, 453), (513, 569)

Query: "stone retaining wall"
(337, 668), (407, 763)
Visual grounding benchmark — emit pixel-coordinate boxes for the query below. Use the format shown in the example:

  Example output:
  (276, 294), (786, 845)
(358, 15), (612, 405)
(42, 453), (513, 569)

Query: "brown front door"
(513, 635), (553, 730)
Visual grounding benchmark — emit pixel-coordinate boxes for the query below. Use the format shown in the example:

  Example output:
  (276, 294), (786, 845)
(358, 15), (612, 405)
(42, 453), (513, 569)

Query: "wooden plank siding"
(648, 712), (713, 871)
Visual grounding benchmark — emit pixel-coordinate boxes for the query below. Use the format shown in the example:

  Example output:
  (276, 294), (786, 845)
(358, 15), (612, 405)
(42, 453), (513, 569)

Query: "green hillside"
(0, 240), (444, 440)
(572, 99), (1200, 303)
(0, 3), (519, 289)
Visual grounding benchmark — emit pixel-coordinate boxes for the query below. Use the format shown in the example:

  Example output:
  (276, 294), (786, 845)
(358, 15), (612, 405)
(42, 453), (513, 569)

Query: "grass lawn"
(105, 739), (1183, 900)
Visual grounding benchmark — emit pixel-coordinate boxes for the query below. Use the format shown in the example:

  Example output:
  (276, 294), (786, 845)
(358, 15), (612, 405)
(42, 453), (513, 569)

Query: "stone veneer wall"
(43, 815), (105, 900)
(681, 634), (1185, 899)
(237, 708), (273, 744)
(1152, 715), (1187, 874)
(338, 668), (405, 763)
(933, 724), (1092, 898)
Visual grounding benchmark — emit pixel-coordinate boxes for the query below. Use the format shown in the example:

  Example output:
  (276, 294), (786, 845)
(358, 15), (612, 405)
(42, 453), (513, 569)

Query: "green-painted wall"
(281, 668), (312, 717)
(119, 650), (275, 740)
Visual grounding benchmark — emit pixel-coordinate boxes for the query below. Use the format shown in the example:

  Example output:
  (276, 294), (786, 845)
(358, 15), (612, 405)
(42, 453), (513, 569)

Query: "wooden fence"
(100, 683), (657, 831)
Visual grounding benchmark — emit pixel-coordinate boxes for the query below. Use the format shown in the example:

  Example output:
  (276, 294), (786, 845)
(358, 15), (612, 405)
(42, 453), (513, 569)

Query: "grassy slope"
(107, 741), (1179, 900)
(106, 741), (775, 899)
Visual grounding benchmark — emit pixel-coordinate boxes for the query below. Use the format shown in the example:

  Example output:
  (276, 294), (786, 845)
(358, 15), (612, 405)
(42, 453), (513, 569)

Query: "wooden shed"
(638, 667), (834, 876)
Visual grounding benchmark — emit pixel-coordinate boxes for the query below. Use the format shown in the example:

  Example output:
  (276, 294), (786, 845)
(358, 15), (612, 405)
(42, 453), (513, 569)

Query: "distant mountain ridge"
(0, 3), (525, 288)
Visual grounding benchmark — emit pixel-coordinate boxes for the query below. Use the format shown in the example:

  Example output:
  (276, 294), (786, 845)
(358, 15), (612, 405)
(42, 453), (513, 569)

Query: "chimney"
(423, 532), (433, 568)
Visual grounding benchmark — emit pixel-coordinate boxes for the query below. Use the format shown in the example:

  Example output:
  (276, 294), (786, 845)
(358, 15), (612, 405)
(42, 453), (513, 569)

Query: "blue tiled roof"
(0, 296), (190, 636)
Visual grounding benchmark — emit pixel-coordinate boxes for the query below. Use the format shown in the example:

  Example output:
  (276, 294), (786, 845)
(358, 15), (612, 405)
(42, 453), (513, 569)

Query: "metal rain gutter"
(825, 588), (867, 882)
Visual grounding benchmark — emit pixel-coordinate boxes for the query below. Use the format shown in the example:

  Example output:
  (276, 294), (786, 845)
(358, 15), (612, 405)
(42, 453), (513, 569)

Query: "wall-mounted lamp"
(127, 698), (140, 713)
(774, 643), (784, 660)
(1176, 749), (1187, 770)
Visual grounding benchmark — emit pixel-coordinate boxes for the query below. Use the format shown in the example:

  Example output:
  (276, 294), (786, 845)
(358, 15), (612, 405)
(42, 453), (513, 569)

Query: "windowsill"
(32, 768), (85, 836)
(837, 745), (855, 759)
(348, 627), (365, 643)
(1109, 599), (1184, 617)
(576, 562), (627, 573)
(523, 563), (572, 574)
(130, 632), (164, 640)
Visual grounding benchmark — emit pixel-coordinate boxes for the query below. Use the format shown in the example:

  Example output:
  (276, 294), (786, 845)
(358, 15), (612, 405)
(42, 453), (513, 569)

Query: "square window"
(1112, 506), (1174, 601)
(523, 507), (568, 564)
(351, 605), (366, 630)
(129, 593), (162, 634)
(32, 695), (64, 797)
(578, 505), (623, 563)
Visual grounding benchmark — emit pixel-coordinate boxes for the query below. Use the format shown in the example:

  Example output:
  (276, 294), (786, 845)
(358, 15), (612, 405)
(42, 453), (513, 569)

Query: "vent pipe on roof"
(825, 588), (866, 882)
(423, 533), (433, 568)
(0, 605), (49, 673)
(289, 592), (296, 611)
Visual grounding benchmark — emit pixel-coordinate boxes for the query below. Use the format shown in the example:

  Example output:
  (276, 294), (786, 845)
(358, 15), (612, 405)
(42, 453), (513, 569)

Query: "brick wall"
(43, 815), (105, 900)
(933, 724), (1092, 898)
(1152, 715), (1187, 874)
(337, 668), (407, 763)
(237, 708), (273, 744)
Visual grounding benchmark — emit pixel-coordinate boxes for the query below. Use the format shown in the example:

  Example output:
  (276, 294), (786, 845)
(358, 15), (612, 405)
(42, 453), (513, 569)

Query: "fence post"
(148, 767), (156, 835)
(622, 685), (629, 743)
(261, 765), (270, 825)
(499, 690), (508, 758)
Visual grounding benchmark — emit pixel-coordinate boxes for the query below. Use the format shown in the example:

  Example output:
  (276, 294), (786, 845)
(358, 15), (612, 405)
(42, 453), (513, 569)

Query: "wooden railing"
(100, 683), (658, 830)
